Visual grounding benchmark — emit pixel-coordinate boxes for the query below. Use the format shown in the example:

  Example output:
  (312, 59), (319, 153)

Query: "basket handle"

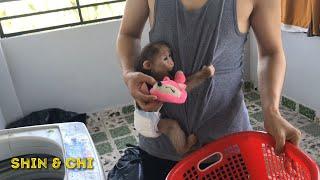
(197, 152), (223, 172)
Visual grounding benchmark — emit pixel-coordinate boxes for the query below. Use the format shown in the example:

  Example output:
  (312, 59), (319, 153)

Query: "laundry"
(281, 0), (320, 36)
(6, 108), (87, 129)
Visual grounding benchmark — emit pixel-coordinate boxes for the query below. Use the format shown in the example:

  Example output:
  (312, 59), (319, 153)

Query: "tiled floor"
(86, 91), (320, 177)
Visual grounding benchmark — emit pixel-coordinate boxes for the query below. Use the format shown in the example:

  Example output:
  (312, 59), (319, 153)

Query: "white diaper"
(134, 107), (161, 138)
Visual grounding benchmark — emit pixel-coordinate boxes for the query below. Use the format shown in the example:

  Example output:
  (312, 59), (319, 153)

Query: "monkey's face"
(142, 46), (174, 79)
(152, 47), (174, 74)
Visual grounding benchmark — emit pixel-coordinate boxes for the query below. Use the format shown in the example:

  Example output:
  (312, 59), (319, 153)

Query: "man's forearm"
(116, 33), (141, 78)
(258, 51), (286, 116)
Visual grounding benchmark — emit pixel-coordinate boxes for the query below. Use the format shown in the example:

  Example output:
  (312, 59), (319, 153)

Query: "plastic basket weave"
(166, 131), (319, 180)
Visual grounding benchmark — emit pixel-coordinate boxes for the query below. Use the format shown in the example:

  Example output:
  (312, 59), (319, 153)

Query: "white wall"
(1, 20), (150, 124)
(0, 42), (23, 126)
(249, 30), (258, 87)
(249, 30), (320, 113)
(281, 32), (320, 112)
(0, 107), (6, 129)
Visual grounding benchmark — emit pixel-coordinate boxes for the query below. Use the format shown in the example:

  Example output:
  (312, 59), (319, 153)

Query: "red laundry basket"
(166, 131), (319, 180)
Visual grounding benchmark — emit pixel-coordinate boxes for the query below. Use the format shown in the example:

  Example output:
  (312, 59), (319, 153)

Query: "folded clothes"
(281, 24), (308, 33)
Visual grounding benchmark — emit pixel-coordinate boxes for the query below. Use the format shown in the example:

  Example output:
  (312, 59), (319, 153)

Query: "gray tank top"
(139, 0), (252, 161)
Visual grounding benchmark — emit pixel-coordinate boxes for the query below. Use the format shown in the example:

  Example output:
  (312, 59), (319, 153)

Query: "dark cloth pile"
(6, 108), (87, 129)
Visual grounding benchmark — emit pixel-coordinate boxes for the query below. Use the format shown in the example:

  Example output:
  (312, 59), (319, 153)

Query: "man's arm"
(117, 0), (162, 111)
(117, 0), (148, 77)
(251, 0), (301, 154)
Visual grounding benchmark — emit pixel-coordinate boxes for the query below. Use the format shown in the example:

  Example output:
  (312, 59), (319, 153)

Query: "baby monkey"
(134, 41), (215, 155)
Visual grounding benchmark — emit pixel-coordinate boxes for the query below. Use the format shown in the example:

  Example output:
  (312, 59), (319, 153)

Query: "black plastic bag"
(6, 108), (87, 129)
(108, 145), (144, 180)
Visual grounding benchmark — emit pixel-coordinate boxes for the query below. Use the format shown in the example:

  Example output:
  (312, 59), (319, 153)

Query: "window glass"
(81, 2), (125, 21)
(0, 0), (77, 18)
(1, 9), (80, 34)
(79, 0), (111, 6)
(0, 0), (126, 37)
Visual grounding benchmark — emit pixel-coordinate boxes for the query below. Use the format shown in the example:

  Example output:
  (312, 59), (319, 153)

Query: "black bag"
(6, 108), (87, 129)
(108, 144), (144, 180)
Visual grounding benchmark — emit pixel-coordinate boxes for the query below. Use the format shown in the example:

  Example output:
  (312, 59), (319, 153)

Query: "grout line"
(244, 81), (319, 125)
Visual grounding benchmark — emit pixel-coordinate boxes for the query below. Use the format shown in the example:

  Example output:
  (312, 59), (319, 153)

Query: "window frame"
(0, 0), (125, 38)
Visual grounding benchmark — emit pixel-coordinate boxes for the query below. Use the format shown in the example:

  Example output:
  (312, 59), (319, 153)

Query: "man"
(116, 0), (301, 179)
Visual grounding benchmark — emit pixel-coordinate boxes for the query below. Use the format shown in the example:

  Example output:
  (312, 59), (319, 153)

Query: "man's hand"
(264, 110), (302, 155)
(124, 72), (163, 112)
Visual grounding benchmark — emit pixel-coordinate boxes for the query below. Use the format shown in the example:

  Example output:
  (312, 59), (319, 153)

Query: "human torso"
(147, 0), (253, 35)
(139, 0), (253, 161)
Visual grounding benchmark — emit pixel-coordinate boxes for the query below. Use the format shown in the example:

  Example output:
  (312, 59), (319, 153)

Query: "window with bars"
(0, 0), (126, 38)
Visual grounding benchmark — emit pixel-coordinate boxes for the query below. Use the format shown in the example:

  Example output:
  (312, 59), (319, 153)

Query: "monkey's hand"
(201, 64), (215, 78)
(186, 65), (215, 92)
